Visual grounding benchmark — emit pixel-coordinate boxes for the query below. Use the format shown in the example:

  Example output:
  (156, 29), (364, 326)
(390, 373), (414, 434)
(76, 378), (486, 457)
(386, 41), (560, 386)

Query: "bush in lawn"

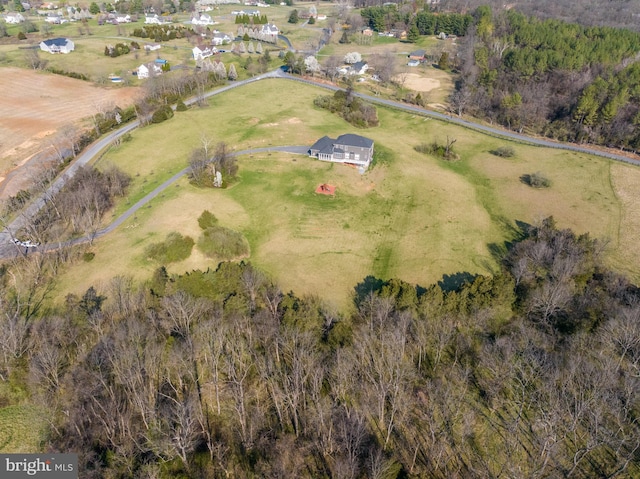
(176, 99), (188, 111)
(521, 172), (551, 188)
(198, 210), (218, 229)
(151, 104), (174, 124)
(145, 232), (194, 263)
(198, 225), (248, 260)
(490, 146), (515, 158)
(414, 138), (459, 161)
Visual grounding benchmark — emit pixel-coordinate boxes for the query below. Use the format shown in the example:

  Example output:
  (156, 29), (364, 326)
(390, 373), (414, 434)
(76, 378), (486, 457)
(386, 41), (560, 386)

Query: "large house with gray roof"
(309, 134), (374, 169)
(39, 37), (75, 54)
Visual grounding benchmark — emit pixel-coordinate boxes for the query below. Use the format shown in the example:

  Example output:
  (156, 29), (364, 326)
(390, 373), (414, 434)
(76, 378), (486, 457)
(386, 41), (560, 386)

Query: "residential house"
(196, 0), (240, 11)
(408, 49), (426, 61)
(193, 44), (216, 60)
(40, 37), (75, 54)
(145, 14), (171, 24)
(144, 43), (162, 51)
(45, 13), (65, 24)
(116, 14), (131, 23)
(136, 62), (162, 79)
(212, 31), (232, 45)
(349, 61), (368, 75)
(391, 28), (407, 40)
(191, 13), (215, 25)
(360, 27), (373, 36)
(309, 134), (374, 169)
(232, 8), (260, 16)
(4, 12), (25, 23)
(260, 23), (278, 35)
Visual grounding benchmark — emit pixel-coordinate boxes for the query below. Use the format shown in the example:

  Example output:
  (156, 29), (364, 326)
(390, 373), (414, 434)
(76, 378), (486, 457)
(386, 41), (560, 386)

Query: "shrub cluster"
(196, 210), (248, 260)
(151, 104), (174, 124)
(521, 171), (551, 188)
(490, 146), (516, 158)
(145, 232), (194, 263)
(313, 88), (378, 128)
(46, 67), (89, 81)
(414, 141), (459, 160)
(198, 225), (249, 260)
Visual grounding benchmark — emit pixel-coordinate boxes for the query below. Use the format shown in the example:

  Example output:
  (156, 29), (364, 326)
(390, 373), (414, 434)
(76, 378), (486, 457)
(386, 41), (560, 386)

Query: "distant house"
(408, 49), (426, 61)
(191, 13), (215, 25)
(136, 62), (162, 79)
(193, 44), (216, 60)
(309, 134), (374, 169)
(232, 8), (260, 16)
(4, 12), (25, 23)
(196, 0), (240, 10)
(349, 61), (368, 75)
(40, 37), (75, 54)
(260, 23), (279, 35)
(212, 31), (232, 45)
(45, 13), (65, 24)
(360, 27), (373, 36)
(145, 14), (171, 24)
(144, 43), (162, 51)
(116, 14), (131, 23)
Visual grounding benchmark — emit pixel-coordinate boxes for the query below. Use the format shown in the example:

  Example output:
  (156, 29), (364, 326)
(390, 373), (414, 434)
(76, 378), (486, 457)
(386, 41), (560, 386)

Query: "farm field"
(0, 67), (138, 198)
(52, 79), (634, 309)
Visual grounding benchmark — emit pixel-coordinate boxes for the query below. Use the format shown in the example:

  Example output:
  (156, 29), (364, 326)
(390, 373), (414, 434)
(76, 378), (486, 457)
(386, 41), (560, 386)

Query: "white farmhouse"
(193, 44), (216, 60)
(137, 63), (163, 79)
(4, 12), (25, 23)
(191, 13), (215, 25)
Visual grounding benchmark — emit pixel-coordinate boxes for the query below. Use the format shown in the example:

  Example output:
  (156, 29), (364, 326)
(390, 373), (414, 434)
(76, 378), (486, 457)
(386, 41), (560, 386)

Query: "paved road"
(2, 68), (639, 258)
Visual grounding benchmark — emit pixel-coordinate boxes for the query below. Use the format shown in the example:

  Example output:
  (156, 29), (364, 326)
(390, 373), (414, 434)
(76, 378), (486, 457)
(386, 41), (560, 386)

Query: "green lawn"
(0, 404), (47, 453)
(51, 78), (628, 309)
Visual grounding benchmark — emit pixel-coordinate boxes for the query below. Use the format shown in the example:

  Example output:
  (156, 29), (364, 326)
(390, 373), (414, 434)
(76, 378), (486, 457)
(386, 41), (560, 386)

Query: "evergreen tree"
(438, 51), (450, 70)
(407, 24), (420, 43)
(288, 9), (299, 24)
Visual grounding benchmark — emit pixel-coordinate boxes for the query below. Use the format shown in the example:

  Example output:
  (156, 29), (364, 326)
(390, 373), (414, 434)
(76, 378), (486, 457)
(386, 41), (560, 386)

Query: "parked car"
(407, 59), (420, 67)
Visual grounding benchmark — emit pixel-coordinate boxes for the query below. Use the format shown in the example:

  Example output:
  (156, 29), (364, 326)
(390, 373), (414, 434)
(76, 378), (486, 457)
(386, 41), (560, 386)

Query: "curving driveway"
(1, 68), (639, 258)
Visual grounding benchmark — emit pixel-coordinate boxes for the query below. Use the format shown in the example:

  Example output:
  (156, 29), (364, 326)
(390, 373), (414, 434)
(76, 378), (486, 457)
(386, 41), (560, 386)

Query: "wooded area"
(1, 219), (638, 478)
(453, 6), (640, 151)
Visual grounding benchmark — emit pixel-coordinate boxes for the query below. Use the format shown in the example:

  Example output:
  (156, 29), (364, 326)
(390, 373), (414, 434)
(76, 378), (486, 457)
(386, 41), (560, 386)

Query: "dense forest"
(1, 218), (639, 478)
(452, 6), (640, 151)
(438, 0), (640, 32)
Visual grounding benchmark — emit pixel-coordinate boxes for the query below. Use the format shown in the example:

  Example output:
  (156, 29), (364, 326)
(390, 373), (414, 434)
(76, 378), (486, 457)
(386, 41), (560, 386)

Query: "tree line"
(0, 217), (638, 478)
(360, 5), (472, 37)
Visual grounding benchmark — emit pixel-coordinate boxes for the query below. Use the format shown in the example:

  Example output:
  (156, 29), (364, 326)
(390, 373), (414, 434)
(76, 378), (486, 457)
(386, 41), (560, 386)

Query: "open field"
(0, 67), (139, 198)
(50, 78), (635, 309)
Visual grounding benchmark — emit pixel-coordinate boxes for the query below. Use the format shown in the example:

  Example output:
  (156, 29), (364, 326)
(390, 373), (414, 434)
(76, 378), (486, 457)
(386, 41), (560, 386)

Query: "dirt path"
(0, 67), (139, 198)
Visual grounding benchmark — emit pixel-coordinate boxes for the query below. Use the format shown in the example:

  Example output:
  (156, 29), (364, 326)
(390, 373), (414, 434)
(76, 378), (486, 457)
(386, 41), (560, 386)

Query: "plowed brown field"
(0, 67), (139, 198)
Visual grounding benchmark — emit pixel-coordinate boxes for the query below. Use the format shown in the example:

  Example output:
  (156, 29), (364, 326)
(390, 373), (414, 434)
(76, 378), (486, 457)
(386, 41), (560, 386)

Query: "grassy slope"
(0, 404), (47, 453)
(52, 78), (626, 309)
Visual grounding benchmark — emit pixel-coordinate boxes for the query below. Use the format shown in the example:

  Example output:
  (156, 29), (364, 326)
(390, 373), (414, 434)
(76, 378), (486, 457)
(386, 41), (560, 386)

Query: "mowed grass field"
(53, 78), (632, 308)
(0, 404), (47, 453)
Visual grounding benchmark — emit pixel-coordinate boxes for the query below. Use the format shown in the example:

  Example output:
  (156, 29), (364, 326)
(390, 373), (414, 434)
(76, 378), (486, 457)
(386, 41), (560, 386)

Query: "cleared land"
(0, 67), (138, 198)
(50, 79), (636, 309)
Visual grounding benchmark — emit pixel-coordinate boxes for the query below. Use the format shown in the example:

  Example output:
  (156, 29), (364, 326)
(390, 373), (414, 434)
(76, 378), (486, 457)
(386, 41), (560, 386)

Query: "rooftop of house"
(42, 37), (71, 46)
